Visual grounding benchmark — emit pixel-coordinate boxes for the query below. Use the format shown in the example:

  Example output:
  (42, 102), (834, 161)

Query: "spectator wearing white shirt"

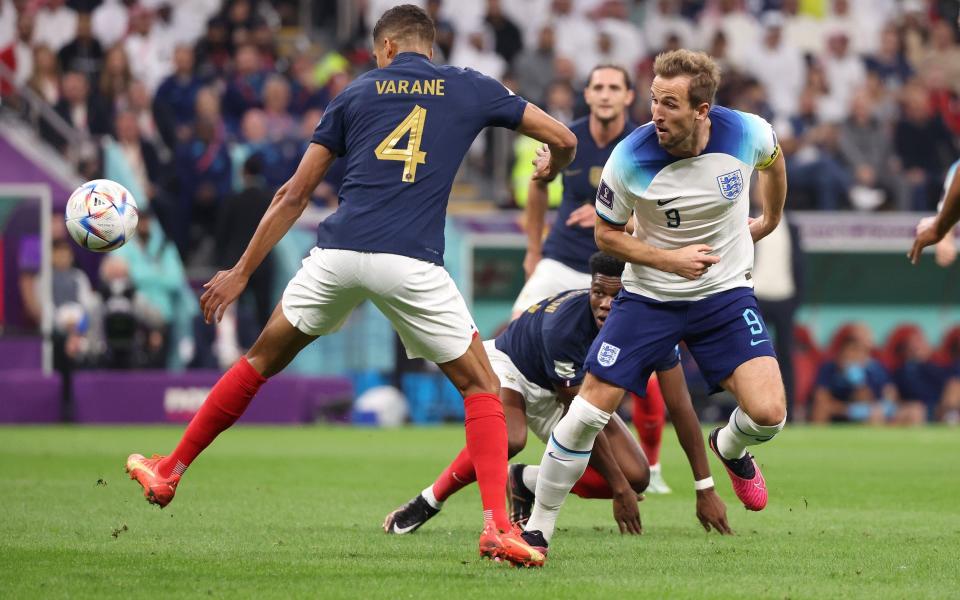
(11, 10), (34, 88)
(92, 0), (132, 50)
(642, 0), (696, 52)
(33, 0), (78, 53)
(781, 0), (824, 57)
(449, 28), (507, 81)
(819, 28), (866, 122)
(549, 0), (595, 72)
(744, 12), (806, 120)
(124, 5), (174, 94)
(698, 0), (760, 70)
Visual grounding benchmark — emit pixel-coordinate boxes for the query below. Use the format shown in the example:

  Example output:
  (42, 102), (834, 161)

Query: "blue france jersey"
(311, 53), (528, 265)
(495, 289), (681, 391)
(495, 290), (599, 390)
(541, 117), (636, 273)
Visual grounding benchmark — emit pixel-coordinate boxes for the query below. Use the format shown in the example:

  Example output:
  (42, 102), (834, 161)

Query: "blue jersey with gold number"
(311, 52), (528, 265)
(541, 117), (636, 273)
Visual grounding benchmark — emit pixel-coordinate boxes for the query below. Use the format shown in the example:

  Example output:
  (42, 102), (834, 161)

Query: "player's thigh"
(583, 291), (684, 407)
(721, 356), (787, 425)
(483, 339), (528, 452)
(686, 288), (784, 420)
(247, 303), (317, 378)
(602, 413), (650, 492)
(280, 248), (365, 338)
(366, 256), (489, 385)
(512, 258), (592, 315)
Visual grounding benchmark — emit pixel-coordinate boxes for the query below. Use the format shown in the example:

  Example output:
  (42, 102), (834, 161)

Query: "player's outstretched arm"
(750, 151), (787, 244)
(657, 364), (733, 535)
(516, 103), (577, 181)
(910, 169), (960, 264)
(523, 178), (549, 279)
(595, 218), (720, 279)
(200, 144), (337, 323)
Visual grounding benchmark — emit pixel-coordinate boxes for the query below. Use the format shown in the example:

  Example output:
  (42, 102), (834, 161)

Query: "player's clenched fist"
(662, 244), (721, 280)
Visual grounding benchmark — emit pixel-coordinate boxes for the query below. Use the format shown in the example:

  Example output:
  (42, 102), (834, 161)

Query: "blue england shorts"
(585, 286), (777, 396)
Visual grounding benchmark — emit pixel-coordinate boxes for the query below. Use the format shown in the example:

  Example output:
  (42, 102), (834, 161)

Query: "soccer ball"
(65, 179), (139, 252)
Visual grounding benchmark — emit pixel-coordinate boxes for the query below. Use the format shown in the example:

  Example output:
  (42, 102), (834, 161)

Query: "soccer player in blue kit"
(125, 4), (575, 567)
(384, 253), (731, 537)
(518, 50), (790, 561)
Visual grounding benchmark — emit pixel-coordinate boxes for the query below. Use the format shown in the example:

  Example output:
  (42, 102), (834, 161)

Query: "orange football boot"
(125, 453), (180, 508)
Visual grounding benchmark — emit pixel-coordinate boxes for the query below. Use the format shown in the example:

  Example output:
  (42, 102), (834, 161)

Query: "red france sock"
(632, 379), (665, 466)
(158, 357), (267, 478)
(463, 392), (510, 530)
(431, 446), (477, 502)
(570, 466), (613, 499)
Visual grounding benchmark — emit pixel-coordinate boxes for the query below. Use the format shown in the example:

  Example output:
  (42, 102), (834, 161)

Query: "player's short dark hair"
(589, 252), (625, 279)
(372, 4), (436, 46)
(586, 64), (633, 90)
(653, 49), (721, 107)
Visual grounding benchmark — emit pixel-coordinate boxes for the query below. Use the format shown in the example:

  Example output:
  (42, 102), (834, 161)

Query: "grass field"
(1, 425), (958, 599)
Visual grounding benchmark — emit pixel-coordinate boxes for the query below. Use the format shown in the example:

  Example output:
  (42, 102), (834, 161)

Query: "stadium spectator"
(57, 12), (103, 85)
(864, 25), (913, 90)
(215, 154), (275, 346)
(744, 12), (805, 120)
(261, 74), (296, 142)
(838, 91), (906, 211)
(514, 25), (556, 105)
(98, 45), (133, 112)
(49, 236), (97, 365)
(449, 28), (506, 81)
(116, 208), (197, 367)
(890, 328), (960, 424)
(893, 84), (956, 210)
(812, 327), (899, 424)
(124, 4), (174, 94)
(818, 29), (865, 123)
(543, 79), (575, 124)
(698, 0), (760, 70)
(548, 0), (594, 68)
(484, 0), (523, 66)
(5, 9), (34, 89)
(26, 44), (59, 105)
(425, 0), (455, 62)
(125, 79), (162, 147)
(642, 0), (696, 52)
(913, 19), (960, 96)
(112, 109), (164, 208)
(222, 43), (267, 133)
(33, 0), (77, 53)
(91, 0), (131, 50)
(153, 44), (203, 149)
(780, 0), (824, 57)
(44, 70), (111, 149)
(193, 16), (232, 78)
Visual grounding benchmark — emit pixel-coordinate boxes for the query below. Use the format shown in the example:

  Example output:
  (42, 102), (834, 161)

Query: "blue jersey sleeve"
(470, 71), (527, 129)
(311, 87), (351, 156)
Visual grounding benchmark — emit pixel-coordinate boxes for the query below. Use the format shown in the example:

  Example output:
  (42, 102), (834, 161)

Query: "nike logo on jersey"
(750, 339), (770, 346)
(547, 451), (574, 463)
(657, 197), (680, 206)
(391, 522), (419, 534)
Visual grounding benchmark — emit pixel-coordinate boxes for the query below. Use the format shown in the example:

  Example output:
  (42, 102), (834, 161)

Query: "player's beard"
(657, 124), (695, 152)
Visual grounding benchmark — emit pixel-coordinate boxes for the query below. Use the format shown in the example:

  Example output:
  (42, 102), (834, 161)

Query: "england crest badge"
(716, 169), (743, 200)
(597, 342), (620, 367)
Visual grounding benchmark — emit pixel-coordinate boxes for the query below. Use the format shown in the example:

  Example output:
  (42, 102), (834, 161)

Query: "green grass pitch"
(1, 425), (958, 599)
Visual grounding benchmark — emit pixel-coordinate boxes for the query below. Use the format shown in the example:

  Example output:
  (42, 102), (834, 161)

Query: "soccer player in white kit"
(518, 50), (790, 560)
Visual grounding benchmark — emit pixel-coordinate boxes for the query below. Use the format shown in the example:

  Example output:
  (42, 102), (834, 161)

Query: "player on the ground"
(383, 252), (731, 536)
(514, 64), (672, 493)
(910, 158), (960, 266)
(124, 4), (576, 568)
(517, 49), (789, 561)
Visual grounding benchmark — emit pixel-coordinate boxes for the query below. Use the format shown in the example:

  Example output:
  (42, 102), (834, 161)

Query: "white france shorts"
(281, 248), (477, 364)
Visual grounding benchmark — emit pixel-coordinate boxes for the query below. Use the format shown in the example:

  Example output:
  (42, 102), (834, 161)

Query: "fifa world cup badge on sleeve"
(597, 342), (620, 367)
(597, 180), (615, 208)
(716, 169), (744, 200)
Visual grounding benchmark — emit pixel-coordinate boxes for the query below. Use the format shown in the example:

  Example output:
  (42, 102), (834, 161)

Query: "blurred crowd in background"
(2, 0), (960, 424)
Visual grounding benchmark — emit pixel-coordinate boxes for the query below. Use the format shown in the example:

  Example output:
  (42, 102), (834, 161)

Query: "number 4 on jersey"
(375, 105), (428, 182)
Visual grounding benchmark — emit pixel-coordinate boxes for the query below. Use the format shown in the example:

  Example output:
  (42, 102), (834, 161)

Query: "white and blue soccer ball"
(65, 179), (139, 252)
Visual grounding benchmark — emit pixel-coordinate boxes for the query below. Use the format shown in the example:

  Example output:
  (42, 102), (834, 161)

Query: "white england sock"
(421, 485), (443, 510)
(521, 465), (539, 494)
(524, 396), (611, 542)
(716, 406), (786, 460)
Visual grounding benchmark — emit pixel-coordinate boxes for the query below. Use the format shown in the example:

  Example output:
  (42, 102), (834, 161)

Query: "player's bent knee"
(749, 402), (787, 427)
(507, 437), (527, 458)
(628, 465), (650, 495)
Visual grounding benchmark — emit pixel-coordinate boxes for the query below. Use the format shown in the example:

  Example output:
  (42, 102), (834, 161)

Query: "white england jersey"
(595, 106), (780, 302)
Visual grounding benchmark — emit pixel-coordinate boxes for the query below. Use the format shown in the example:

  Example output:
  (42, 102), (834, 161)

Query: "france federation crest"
(597, 342), (620, 367)
(716, 169), (743, 200)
